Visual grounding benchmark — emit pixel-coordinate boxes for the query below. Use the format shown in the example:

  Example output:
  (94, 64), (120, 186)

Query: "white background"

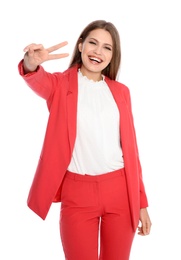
(1, 0), (181, 259)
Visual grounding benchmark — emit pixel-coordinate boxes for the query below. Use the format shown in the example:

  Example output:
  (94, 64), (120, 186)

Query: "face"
(78, 29), (113, 81)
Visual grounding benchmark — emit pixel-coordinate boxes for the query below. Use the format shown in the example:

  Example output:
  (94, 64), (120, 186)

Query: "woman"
(18, 20), (151, 260)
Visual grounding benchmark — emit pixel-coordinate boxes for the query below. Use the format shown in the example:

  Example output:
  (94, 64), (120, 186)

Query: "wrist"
(23, 60), (37, 74)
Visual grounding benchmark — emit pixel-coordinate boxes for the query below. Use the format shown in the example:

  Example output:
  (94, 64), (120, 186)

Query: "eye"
(105, 46), (112, 51)
(89, 41), (96, 45)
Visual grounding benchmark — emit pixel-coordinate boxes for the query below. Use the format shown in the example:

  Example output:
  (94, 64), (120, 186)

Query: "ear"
(78, 42), (82, 52)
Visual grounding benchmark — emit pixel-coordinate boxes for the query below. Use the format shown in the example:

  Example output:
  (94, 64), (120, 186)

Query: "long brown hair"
(69, 20), (121, 80)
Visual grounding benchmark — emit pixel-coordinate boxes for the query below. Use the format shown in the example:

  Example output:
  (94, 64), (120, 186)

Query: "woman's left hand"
(137, 208), (152, 236)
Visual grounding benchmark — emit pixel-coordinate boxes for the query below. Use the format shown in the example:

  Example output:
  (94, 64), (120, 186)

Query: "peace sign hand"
(23, 41), (69, 73)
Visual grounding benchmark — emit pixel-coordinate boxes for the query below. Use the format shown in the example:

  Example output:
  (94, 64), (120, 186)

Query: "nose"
(93, 45), (102, 55)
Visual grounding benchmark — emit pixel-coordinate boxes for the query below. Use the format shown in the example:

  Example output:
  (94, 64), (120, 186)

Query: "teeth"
(90, 57), (101, 63)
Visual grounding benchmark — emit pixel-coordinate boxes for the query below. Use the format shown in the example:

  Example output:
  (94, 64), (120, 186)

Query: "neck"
(79, 68), (102, 82)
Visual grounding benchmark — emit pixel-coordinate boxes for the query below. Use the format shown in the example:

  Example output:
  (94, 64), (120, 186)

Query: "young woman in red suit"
(18, 20), (151, 260)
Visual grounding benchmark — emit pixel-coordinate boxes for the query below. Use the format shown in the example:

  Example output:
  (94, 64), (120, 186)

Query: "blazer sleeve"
(18, 59), (63, 102)
(124, 87), (149, 208)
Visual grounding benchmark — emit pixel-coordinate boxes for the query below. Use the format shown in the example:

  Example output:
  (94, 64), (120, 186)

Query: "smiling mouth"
(89, 56), (102, 63)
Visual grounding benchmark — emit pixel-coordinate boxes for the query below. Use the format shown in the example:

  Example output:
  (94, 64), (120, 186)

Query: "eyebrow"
(89, 37), (113, 47)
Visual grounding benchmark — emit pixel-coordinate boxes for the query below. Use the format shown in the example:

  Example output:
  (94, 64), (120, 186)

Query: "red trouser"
(60, 168), (135, 260)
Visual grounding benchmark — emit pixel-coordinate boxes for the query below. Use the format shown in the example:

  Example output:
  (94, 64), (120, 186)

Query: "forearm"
(18, 59), (55, 100)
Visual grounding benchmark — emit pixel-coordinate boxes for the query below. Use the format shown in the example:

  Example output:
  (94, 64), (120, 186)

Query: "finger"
(143, 222), (151, 235)
(142, 224), (147, 235)
(48, 53), (69, 60)
(23, 43), (44, 52)
(146, 222), (151, 235)
(47, 41), (68, 53)
(137, 226), (144, 236)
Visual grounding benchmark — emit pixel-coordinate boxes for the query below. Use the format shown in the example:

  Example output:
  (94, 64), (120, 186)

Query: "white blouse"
(67, 70), (124, 175)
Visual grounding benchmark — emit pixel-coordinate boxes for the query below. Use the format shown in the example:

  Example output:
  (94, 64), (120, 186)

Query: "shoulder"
(115, 80), (130, 93)
(105, 77), (130, 95)
(61, 65), (78, 79)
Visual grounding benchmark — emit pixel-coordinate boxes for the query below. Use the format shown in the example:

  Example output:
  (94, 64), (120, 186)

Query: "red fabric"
(18, 60), (148, 231)
(60, 169), (135, 260)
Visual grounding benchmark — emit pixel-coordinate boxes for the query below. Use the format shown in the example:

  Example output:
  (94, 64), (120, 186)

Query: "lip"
(88, 56), (103, 63)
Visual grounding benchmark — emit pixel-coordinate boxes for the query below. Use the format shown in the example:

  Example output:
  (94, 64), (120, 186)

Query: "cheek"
(83, 45), (94, 53)
(108, 51), (113, 60)
(105, 52), (113, 64)
(108, 55), (113, 63)
(102, 49), (112, 60)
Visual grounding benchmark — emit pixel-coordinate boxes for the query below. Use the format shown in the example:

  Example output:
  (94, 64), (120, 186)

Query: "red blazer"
(18, 60), (148, 231)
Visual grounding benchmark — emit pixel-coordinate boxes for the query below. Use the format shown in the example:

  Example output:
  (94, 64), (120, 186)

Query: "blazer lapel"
(106, 78), (140, 230)
(106, 77), (136, 145)
(66, 67), (78, 153)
